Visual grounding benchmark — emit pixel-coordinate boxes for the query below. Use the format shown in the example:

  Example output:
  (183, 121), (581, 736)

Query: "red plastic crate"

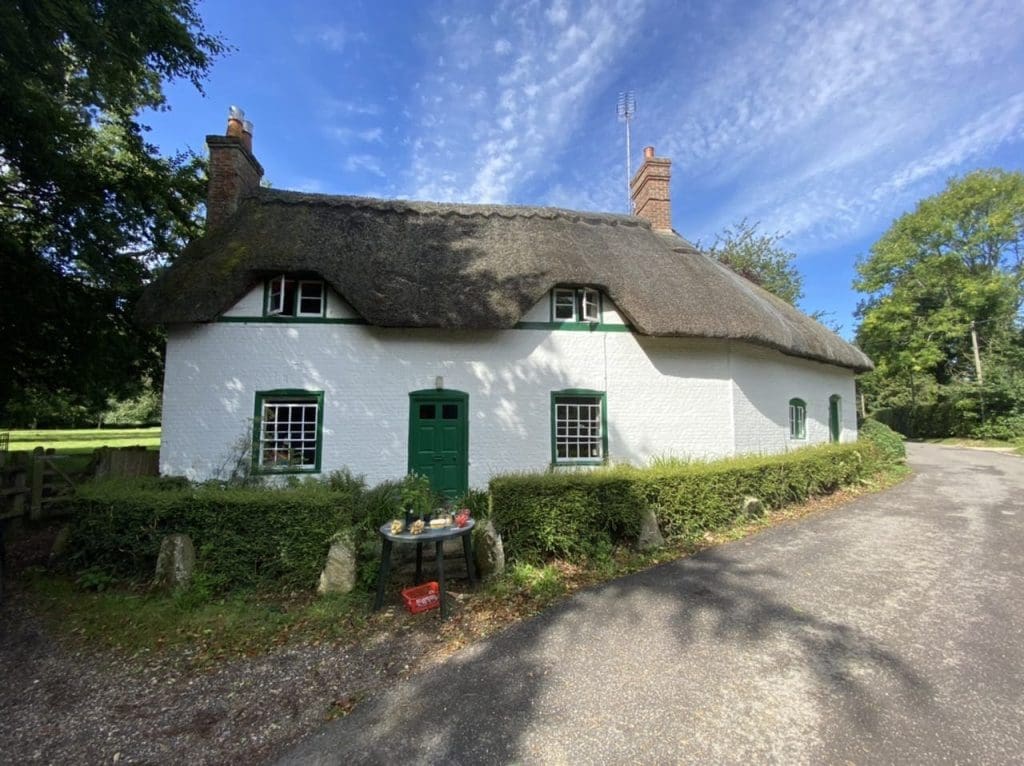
(401, 581), (440, 614)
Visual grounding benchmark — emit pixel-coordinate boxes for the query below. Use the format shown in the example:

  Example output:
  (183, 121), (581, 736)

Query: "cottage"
(137, 110), (872, 495)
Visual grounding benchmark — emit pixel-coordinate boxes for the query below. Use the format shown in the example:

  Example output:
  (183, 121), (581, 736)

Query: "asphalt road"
(277, 443), (1024, 765)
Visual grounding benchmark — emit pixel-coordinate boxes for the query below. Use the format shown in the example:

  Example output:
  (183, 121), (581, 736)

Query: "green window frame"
(551, 287), (602, 323)
(252, 389), (325, 473)
(789, 398), (807, 440)
(551, 389), (608, 465)
(263, 274), (327, 318)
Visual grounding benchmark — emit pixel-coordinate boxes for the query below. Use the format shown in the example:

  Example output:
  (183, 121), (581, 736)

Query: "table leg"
(373, 538), (393, 611)
(415, 543), (423, 585)
(462, 530), (477, 586)
(436, 540), (447, 621)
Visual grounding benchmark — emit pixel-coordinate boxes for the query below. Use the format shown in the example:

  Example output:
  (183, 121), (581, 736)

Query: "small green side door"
(408, 390), (469, 499)
(829, 395), (841, 443)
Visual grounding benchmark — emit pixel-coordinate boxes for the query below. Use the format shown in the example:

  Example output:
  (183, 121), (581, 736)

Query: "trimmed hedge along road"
(491, 441), (891, 562)
(71, 429), (900, 591)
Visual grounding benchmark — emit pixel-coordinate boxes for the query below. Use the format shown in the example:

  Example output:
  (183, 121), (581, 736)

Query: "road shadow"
(280, 535), (934, 764)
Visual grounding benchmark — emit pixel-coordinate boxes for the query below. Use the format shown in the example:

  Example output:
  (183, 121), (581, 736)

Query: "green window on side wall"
(789, 398), (807, 440)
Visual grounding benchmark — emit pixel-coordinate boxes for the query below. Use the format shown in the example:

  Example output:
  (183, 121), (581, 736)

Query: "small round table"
(373, 519), (476, 621)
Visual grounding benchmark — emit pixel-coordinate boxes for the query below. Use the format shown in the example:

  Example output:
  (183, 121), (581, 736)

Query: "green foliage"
(71, 478), (352, 591)
(454, 488), (491, 520)
(858, 419), (906, 463)
(490, 466), (644, 562)
(102, 384), (162, 426)
(0, 1), (226, 423)
(490, 444), (881, 563)
(856, 169), (1024, 433)
(704, 219), (805, 305)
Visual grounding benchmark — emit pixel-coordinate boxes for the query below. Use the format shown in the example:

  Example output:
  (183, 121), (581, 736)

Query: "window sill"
(253, 466), (322, 475)
(551, 460), (605, 467)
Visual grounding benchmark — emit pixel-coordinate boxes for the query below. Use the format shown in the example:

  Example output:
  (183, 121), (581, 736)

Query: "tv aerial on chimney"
(616, 91), (636, 212)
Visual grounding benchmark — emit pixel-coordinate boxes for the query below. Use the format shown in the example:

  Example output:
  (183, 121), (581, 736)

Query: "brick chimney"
(205, 106), (264, 229)
(629, 145), (672, 231)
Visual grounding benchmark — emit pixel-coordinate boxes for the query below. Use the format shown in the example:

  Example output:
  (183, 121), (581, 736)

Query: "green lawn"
(924, 436), (1024, 455)
(5, 427), (161, 455)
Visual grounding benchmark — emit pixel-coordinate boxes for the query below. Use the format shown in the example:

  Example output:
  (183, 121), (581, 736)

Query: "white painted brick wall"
(162, 287), (859, 485)
(731, 345), (857, 455)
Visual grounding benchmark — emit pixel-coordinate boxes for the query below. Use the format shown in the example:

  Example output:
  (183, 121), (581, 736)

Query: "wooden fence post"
(30, 447), (44, 520)
(11, 470), (27, 517)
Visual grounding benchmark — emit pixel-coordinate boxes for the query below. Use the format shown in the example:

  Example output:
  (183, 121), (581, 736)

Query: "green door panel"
(408, 390), (469, 499)
(829, 395), (841, 443)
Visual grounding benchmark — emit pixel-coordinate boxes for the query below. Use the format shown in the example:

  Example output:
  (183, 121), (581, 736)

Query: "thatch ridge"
(137, 189), (873, 372)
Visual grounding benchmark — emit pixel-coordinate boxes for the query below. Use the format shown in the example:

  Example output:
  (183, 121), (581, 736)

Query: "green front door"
(829, 395), (841, 442)
(408, 390), (469, 499)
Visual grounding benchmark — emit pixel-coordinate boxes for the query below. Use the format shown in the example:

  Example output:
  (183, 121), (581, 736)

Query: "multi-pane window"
(267, 275), (325, 317)
(789, 398), (807, 440)
(552, 392), (606, 463)
(552, 287), (601, 322)
(255, 391), (323, 471)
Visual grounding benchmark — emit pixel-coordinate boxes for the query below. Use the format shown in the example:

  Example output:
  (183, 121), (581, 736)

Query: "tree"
(854, 169), (1024, 435)
(0, 1), (225, 423)
(704, 219), (804, 305)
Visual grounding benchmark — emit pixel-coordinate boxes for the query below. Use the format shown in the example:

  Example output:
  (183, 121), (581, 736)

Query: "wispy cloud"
(404, 0), (647, 203)
(295, 24), (367, 53)
(634, 0), (1024, 249)
(325, 126), (384, 144)
(344, 154), (386, 177)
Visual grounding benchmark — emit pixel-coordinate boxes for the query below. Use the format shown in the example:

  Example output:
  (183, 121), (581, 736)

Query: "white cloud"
(546, 0), (570, 26)
(325, 126), (384, 144)
(626, 0), (1024, 250)
(344, 154), (386, 177)
(406, 0), (647, 203)
(296, 24), (367, 53)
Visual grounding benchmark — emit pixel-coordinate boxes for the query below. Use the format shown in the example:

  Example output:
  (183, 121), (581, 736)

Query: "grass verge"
(923, 437), (1024, 455)
(21, 572), (370, 667)
(6, 427), (161, 453)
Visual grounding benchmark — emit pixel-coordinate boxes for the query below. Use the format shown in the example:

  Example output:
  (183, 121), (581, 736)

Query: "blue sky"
(147, 0), (1024, 337)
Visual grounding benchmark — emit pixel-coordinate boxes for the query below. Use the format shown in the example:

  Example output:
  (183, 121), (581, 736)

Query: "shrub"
(490, 443), (878, 563)
(71, 479), (356, 591)
(858, 418), (906, 463)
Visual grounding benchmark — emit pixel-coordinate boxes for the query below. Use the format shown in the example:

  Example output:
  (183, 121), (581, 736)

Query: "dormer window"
(552, 287), (601, 322)
(266, 275), (325, 317)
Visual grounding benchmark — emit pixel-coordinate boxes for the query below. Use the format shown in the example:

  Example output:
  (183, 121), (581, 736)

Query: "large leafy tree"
(854, 169), (1024, 427)
(0, 0), (225, 424)
(704, 219), (804, 306)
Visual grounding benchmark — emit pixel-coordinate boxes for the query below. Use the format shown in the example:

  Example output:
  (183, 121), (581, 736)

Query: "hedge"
(858, 418), (906, 464)
(70, 478), (360, 590)
(490, 442), (882, 563)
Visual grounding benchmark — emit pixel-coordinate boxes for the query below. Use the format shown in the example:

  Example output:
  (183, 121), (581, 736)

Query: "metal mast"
(617, 91), (636, 212)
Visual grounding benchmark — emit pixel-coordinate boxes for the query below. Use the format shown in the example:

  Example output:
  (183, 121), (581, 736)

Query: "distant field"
(5, 428), (161, 455)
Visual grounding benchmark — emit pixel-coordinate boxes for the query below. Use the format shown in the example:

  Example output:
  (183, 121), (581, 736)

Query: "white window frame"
(580, 288), (600, 322)
(257, 394), (322, 471)
(552, 392), (605, 464)
(296, 280), (325, 317)
(267, 274), (287, 315)
(266, 275), (326, 318)
(553, 288), (576, 320)
(552, 287), (601, 322)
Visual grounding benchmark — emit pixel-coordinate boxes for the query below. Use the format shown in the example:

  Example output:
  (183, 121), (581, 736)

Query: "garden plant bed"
(0, 462), (908, 764)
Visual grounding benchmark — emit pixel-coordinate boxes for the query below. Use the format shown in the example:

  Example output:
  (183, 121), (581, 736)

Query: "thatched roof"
(137, 189), (873, 372)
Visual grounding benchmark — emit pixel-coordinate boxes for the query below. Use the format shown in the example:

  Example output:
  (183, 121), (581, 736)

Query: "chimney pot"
(226, 105), (245, 139)
(644, 145), (655, 159)
(241, 119), (254, 153)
